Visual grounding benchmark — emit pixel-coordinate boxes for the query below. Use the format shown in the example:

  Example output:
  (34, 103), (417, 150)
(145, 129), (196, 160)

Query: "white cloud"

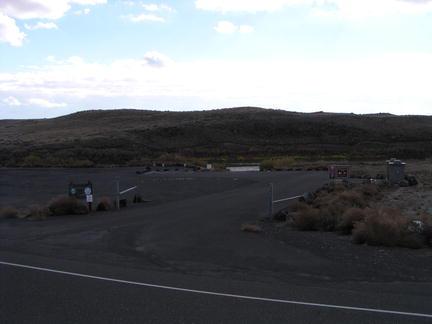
(143, 51), (173, 67)
(0, 0), (107, 47)
(3, 96), (21, 106)
(74, 8), (91, 15)
(214, 21), (254, 34)
(196, 0), (432, 18)
(142, 3), (173, 12)
(24, 22), (58, 30)
(1, 52), (431, 115)
(0, 0), (106, 20)
(126, 13), (165, 22)
(196, 0), (307, 13)
(0, 12), (26, 47)
(28, 98), (67, 108)
(70, 0), (106, 4)
(239, 25), (254, 33)
(214, 21), (237, 34)
(0, 0), (71, 20)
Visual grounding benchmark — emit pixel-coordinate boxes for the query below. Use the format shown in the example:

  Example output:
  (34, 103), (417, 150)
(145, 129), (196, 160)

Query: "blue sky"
(0, 0), (431, 119)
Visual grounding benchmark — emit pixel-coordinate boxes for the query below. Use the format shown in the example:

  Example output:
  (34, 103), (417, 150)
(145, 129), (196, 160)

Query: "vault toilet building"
(386, 158), (406, 185)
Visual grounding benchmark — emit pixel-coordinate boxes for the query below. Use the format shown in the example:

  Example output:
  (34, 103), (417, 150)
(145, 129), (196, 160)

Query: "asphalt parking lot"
(1, 169), (431, 323)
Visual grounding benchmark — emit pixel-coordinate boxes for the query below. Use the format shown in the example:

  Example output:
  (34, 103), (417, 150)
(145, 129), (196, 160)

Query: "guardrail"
(268, 183), (306, 217)
(116, 181), (138, 210)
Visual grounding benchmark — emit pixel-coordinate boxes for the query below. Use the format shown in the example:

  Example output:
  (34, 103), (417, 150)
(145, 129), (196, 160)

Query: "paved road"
(1, 170), (431, 323)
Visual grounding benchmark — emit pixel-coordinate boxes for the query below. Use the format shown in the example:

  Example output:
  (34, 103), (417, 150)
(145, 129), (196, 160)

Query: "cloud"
(0, 0), (106, 20)
(214, 21), (237, 34)
(0, 0), (107, 47)
(2, 96), (21, 106)
(196, 0), (432, 18)
(0, 0), (71, 20)
(142, 3), (173, 12)
(28, 98), (67, 108)
(0, 12), (26, 46)
(126, 13), (165, 22)
(1, 52), (431, 115)
(74, 8), (91, 15)
(70, 0), (106, 4)
(196, 0), (306, 13)
(143, 51), (173, 67)
(238, 25), (254, 33)
(24, 22), (58, 30)
(214, 21), (254, 34)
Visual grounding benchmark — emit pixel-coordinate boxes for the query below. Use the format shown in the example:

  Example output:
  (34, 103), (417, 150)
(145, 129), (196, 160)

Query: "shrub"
(357, 184), (380, 198)
(352, 221), (368, 244)
(48, 196), (89, 216)
(28, 205), (50, 220)
(420, 213), (432, 246)
(0, 206), (18, 219)
(337, 208), (366, 234)
(241, 223), (263, 233)
(292, 206), (321, 231)
(96, 197), (113, 211)
(352, 208), (425, 248)
(338, 190), (367, 208)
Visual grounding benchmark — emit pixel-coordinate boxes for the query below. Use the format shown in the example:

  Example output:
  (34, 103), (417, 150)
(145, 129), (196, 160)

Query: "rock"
(273, 210), (287, 222)
(408, 220), (425, 233)
(399, 180), (409, 187)
(241, 224), (263, 233)
(405, 175), (418, 186)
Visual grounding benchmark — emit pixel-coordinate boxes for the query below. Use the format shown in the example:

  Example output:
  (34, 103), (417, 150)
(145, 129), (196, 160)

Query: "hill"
(1, 107), (432, 167)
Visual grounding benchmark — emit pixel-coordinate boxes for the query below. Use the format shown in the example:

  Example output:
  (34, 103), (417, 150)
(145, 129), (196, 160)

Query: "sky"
(0, 0), (431, 119)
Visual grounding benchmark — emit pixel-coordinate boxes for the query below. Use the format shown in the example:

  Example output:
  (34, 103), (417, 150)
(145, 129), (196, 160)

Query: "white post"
(269, 183), (274, 218)
(116, 180), (120, 210)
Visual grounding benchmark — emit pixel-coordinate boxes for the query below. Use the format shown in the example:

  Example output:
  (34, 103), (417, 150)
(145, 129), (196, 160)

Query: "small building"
(386, 158), (406, 184)
(226, 163), (260, 172)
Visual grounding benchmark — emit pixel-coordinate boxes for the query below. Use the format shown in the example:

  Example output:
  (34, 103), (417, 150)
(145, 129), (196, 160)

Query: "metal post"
(269, 183), (274, 218)
(116, 180), (120, 210)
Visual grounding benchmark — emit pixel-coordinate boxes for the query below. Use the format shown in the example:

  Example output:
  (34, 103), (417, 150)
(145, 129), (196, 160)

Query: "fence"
(116, 180), (138, 210)
(268, 183), (306, 217)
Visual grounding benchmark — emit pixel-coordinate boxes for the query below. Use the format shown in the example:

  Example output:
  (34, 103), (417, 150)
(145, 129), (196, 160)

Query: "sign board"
(329, 165), (351, 179)
(86, 194), (93, 203)
(69, 181), (93, 199)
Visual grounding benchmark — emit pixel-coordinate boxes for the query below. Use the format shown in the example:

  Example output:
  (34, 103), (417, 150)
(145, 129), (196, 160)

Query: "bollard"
(269, 183), (274, 218)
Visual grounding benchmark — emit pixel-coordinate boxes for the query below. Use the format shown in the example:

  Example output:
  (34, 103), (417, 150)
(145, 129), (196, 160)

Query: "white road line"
(0, 260), (431, 319)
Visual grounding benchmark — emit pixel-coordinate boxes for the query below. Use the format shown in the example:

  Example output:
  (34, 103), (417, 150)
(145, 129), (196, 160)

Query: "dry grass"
(48, 195), (89, 216)
(241, 223), (263, 233)
(337, 208), (366, 234)
(96, 197), (113, 211)
(294, 184), (375, 232)
(261, 157), (295, 170)
(338, 190), (367, 208)
(292, 205), (321, 231)
(28, 205), (50, 220)
(0, 206), (18, 219)
(352, 208), (425, 249)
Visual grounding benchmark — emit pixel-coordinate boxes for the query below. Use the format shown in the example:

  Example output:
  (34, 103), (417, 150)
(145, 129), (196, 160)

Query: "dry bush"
(338, 190), (367, 208)
(316, 207), (339, 231)
(420, 213), (432, 246)
(352, 208), (424, 248)
(48, 195), (89, 216)
(0, 206), (18, 219)
(241, 223), (263, 233)
(96, 197), (113, 211)
(352, 222), (368, 244)
(337, 208), (366, 234)
(292, 206), (321, 231)
(28, 205), (50, 220)
(357, 184), (380, 198)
